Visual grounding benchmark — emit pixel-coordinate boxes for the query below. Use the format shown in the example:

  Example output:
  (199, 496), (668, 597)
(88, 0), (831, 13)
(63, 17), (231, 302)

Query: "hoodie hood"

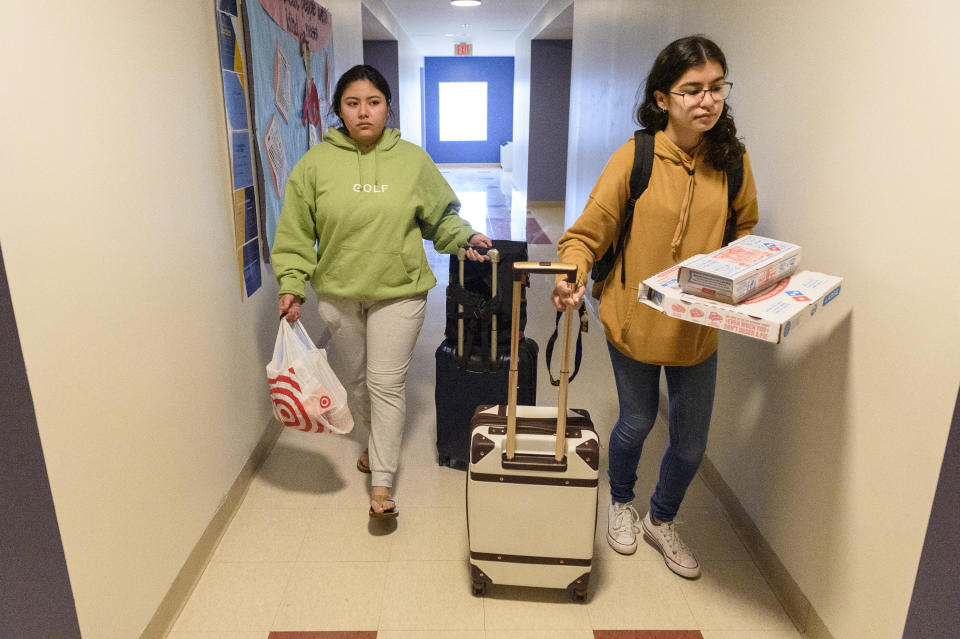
(653, 131), (701, 261)
(322, 126), (402, 189)
(323, 126), (402, 152)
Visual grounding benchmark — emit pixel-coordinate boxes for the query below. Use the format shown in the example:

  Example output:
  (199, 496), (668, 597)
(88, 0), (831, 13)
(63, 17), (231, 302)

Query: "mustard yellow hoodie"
(558, 131), (759, 366)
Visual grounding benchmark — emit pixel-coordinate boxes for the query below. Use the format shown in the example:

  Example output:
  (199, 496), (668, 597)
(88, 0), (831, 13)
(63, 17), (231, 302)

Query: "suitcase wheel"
(568, 572), (590, 602)
(471, 581), (487, 597)
(437, 453), (468, 471)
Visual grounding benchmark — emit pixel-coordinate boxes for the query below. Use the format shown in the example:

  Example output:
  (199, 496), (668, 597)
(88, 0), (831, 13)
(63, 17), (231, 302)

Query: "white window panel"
(439, 82), (487, 142)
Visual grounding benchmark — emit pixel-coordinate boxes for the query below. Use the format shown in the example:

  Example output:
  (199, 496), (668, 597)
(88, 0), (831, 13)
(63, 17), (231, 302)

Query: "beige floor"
(167, 168), (801, 639)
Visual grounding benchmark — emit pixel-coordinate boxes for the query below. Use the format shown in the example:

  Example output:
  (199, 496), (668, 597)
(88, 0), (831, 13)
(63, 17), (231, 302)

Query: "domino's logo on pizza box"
(786, 290), (812, 302)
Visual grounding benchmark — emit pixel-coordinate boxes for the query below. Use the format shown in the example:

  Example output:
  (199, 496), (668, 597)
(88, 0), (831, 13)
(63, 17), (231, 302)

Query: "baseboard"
(140, 419), (284, 639)
(436, 162), (502, 169)
(655, 392), (833, 639)
(528, 200), (565, 208)
(697, 455), (835, 639)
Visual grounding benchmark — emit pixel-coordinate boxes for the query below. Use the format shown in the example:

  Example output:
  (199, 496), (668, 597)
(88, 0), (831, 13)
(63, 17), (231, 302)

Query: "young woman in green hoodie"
(272, 65), (492, 519)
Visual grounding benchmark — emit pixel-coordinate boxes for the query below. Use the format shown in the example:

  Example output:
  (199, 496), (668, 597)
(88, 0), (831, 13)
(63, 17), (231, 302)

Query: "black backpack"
(589, 129), (744, 298)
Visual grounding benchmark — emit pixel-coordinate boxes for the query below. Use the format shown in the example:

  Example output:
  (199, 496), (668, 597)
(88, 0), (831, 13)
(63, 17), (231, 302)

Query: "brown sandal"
(356, 449), (371, 474)
(369, 493), (398, 519)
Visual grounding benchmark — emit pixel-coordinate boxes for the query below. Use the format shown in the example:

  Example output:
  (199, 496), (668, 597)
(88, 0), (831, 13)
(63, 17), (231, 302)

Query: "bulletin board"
(214, 0), (334, 300)
(216, 0), (262, 298)
(242, 0), (334, 254)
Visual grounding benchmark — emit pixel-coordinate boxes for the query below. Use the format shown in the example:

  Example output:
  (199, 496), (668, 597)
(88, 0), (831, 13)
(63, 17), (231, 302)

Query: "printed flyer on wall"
(216, 0), (262, 298)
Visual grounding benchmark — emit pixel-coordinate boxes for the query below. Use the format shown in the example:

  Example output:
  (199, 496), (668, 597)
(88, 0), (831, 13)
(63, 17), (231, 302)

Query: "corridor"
(168, 167), (799, 639)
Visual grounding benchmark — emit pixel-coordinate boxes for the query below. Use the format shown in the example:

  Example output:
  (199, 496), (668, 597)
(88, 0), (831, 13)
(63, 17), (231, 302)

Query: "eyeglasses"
(669, 82), (733, 107)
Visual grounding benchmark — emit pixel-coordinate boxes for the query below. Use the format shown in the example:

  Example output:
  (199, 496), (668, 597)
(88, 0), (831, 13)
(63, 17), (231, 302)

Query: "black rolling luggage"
(435, 246), (537, 469)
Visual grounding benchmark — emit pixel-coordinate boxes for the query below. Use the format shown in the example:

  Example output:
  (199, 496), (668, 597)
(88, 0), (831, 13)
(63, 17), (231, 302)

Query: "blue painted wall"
(423, 56), (514, 163)
(528, 40), (572, 202)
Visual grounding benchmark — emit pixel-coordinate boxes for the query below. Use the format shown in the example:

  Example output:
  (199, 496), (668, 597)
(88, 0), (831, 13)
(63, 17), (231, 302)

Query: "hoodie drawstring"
(670, 166), (697, 262)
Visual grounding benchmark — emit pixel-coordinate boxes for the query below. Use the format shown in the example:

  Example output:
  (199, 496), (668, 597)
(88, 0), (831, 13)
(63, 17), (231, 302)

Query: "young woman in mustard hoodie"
(273, 65), (491, 519)
(552, 36), (759, 577)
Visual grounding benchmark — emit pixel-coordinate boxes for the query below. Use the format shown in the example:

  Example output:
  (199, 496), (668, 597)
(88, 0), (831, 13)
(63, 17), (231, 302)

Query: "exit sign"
(454, 42), (472, 56)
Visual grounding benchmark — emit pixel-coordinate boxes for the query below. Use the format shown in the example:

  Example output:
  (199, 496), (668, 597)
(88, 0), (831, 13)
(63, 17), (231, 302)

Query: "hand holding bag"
(266, 320), (354, 434)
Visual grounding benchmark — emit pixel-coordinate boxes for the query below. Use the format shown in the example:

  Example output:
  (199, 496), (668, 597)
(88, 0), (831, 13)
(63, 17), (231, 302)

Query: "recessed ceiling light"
(450, 0), (481, 6)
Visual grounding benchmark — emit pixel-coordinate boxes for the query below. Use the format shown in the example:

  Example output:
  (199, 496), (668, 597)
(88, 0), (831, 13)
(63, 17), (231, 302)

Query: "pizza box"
(639, 266), (843, 343)
(678, 235), (801, 304)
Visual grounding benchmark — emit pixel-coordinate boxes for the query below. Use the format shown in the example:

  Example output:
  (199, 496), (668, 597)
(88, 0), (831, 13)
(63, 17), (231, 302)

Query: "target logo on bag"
(268, 367), (326, 433)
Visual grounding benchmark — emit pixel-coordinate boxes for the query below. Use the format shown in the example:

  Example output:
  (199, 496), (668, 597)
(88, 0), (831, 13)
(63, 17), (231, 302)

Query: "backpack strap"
(722, 157), (745, 246)
(545, 303), (587, 386)
(615, 129), (656, 286)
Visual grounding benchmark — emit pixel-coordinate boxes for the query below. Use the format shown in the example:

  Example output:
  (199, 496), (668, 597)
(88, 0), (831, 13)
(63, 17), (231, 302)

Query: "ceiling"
(362, 0), (573, 57)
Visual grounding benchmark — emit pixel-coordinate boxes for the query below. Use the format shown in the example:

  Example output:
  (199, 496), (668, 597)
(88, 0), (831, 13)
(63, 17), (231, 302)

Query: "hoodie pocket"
(618, 287), (641, 340)
(322, 246), (414, 290)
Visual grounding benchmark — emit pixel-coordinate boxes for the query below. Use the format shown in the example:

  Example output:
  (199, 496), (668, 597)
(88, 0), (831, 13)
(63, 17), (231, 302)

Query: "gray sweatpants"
(317, 293), (427, 489)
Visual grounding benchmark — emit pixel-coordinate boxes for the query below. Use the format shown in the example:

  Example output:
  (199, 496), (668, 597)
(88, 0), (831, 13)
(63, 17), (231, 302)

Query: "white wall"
(565, 0), (682, 226)
(326, 0), (365, 86)
(362, 0), (425, 145)
(0, 1), (362, 636)
(564, 1), (960, 637)
(513, 0), (575, 199)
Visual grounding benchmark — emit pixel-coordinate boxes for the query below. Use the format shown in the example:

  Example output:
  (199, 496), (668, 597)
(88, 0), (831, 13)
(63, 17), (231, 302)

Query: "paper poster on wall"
(231, 131), (254, 190)
(218, 7), (239, 71)
(241, 239), (262, 297)
(222, 71), (249, 131)
(243, 0), (333, 253)
(263, 114), (289, 199)
(217, 0), (262, 299)
(233, 186), (258, 248)
(274, 40), (292, 123)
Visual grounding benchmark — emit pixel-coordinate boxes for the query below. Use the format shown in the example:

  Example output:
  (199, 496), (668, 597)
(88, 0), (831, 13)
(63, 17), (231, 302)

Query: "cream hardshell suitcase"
(466, 262), (599, 601)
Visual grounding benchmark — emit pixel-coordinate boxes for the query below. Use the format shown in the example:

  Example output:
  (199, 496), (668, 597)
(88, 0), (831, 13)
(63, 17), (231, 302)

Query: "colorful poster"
(217, 1), (261, 298)
(244, 0), (334, 251)
(258, 0), (332, 52)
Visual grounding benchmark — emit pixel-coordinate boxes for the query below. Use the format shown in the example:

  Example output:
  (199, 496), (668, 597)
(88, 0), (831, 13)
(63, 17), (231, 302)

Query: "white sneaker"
(607, 501), (641, 554)
(641, 511), (700, 578)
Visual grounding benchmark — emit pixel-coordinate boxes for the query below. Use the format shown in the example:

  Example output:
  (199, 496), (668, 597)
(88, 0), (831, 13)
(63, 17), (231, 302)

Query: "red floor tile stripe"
(594, 632), (703, 639)
(526, 216), (552, 244)
(268, 633), (377, 639)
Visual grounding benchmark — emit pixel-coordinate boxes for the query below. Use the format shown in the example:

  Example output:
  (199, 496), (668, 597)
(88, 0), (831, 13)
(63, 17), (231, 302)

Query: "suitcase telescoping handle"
(506, 261), (578, 462)
(456, 247), (500, 362)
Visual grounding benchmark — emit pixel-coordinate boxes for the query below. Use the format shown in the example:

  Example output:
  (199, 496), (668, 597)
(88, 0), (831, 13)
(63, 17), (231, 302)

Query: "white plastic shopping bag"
(266, 320), (354, 434)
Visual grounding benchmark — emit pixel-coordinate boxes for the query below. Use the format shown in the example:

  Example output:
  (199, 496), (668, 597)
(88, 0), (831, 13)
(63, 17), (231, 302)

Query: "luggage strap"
(449, 283), (503, 365)
(545, 302), (587, 386)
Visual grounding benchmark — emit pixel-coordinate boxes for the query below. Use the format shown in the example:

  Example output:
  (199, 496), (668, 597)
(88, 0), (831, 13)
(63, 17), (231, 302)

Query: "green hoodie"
(271, 127), (477, 302)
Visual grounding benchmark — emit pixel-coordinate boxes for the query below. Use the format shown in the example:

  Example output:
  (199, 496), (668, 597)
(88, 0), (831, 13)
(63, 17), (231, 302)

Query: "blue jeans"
(606, 341), (717, 522)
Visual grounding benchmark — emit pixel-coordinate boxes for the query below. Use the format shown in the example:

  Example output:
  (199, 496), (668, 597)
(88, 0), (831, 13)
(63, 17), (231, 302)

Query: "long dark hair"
(330, 64), (394, 123)
(636, 35), (744, 171)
